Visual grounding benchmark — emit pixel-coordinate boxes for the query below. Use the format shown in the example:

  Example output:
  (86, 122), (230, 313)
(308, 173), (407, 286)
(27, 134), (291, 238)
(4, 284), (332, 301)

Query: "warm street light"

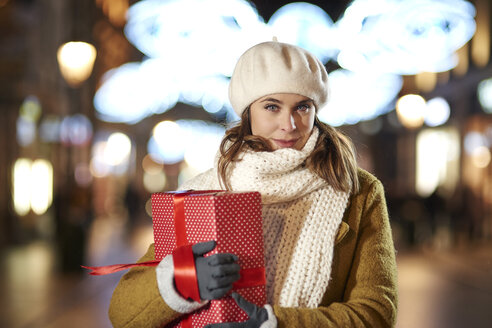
(396, 94), (426, 129)
(57, 41), (97, 87)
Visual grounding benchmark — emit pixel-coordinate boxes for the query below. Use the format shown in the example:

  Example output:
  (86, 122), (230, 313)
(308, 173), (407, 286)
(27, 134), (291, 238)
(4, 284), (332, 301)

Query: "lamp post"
(56, 40), (97, 181)
(56, 40), (96, 272)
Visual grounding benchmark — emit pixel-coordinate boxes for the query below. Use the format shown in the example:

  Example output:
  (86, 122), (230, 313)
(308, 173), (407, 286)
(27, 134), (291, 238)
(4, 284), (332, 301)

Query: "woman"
(109, 41), (398, 328)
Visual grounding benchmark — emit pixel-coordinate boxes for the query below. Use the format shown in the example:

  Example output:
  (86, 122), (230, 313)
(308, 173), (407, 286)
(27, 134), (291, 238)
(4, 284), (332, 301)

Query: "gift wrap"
(151, 191), (266, 328)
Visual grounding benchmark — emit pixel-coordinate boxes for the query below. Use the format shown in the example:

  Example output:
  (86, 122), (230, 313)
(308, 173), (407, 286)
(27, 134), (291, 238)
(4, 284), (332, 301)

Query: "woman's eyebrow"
(296, 99), (313, 105)
(259, 98), (282, 104)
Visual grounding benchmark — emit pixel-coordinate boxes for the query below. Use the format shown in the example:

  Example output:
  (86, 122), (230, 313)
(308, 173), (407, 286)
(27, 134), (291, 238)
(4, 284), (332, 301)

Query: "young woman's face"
(249, 93), (316, 150)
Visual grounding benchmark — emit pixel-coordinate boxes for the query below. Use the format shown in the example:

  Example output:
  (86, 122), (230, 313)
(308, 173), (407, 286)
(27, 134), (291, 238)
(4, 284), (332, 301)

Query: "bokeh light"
(19, 95), (42, 122)
(471, 146), (491, 168)
(57, 41), (97, 87)
(16, 116), (36, 147)
(150, 121), (186, 164)
(336, 0), (476, 74)
(424, 97), (451, 127)
(90, 141), (110, 178)
(180, 120), (225, 172)
(94, 61), (180, 124)
(12, 158), (32, 216)
(318, 69), (402, 126)
(39, 115), (61, 143)
(90, 132), (133, 177)
(12, 158), (53, 216)
(416, 128), (460, 197)
(30, 159), (53, 215)
(267, 2), (336, 63)
(60, 114), (93, 146)
(478, 77), (492, 113)
(148, 119), (225, 169)
(124, 0), (266, 74)
(142, 154), (163, 174)
(143, 171), (167, 193)
(396, 94), (426, 129)
(104, 132), (132, 166)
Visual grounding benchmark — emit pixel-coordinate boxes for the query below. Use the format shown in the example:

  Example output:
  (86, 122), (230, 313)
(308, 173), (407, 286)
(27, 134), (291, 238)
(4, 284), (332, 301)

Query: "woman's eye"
(296, 104), (310, 112)
(265, 104), (278, 111)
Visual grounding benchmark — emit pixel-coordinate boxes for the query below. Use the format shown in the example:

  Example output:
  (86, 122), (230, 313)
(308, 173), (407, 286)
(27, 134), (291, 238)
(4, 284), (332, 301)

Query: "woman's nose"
(279, 112), (296, 131)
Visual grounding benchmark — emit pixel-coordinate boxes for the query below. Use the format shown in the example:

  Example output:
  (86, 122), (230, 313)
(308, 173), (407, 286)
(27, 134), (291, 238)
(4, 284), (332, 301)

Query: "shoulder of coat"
(356, 167), (383, 194)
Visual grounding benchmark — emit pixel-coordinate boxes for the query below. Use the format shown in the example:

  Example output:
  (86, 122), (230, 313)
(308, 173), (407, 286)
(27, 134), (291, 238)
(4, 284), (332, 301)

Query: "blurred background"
(0, 0), (491, 327)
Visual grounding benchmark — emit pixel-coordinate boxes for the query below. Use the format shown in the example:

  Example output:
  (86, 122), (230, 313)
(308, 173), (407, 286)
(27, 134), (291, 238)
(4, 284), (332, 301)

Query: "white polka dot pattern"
(151, 191), (266, 327)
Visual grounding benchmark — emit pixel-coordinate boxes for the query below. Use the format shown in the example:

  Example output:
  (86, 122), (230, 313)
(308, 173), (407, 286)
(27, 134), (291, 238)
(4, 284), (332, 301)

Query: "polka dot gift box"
(151, 190), (266, 328)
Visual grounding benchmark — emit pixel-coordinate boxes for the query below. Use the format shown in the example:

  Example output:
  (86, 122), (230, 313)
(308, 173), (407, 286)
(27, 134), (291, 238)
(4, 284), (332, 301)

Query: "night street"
(1, 217), (491, 328)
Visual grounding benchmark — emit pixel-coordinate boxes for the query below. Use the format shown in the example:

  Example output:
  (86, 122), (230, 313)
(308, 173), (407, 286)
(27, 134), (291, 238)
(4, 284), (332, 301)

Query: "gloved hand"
(204, 292), (269, 328)
(192, 240), (240, 300)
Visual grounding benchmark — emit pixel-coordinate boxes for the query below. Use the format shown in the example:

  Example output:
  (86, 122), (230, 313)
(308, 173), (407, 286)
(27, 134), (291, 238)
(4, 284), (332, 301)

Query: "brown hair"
(218, 108), (359, 193)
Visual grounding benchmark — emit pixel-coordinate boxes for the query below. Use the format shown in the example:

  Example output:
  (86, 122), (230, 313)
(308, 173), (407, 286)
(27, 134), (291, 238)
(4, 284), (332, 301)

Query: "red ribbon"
(172, 192), (189, 246)
(172, 245), (200, 301)
(81, 260), (160, 275)
(170, 191), (202, 328)
(81, 261), (266, 290)
(233, 267), (266, 289)
(171, 192), (201, 302)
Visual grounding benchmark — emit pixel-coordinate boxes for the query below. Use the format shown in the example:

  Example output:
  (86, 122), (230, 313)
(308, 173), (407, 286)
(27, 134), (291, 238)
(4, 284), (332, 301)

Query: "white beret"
(228, 41), (329, 116)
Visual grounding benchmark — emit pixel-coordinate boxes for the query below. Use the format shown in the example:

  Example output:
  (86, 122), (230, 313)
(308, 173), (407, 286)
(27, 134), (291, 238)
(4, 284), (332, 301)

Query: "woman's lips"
(273, 138), (299, 148)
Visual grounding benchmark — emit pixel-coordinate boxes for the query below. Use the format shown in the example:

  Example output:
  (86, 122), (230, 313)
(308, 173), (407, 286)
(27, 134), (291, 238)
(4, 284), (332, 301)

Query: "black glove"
(204, 292), (269, 328)
(192, 240), (240, 300)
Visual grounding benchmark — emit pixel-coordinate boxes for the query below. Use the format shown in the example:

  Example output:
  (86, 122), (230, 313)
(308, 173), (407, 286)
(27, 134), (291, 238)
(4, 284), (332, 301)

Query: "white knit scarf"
(180, 127), (350, 308)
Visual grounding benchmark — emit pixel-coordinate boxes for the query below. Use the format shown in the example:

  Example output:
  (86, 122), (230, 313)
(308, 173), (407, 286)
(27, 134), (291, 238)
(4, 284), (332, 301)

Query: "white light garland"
(94, 0), (476, 126)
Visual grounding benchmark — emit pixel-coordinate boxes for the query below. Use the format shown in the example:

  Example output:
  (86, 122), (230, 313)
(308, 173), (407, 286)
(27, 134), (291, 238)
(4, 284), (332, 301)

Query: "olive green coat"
(109, 169), (398, 327)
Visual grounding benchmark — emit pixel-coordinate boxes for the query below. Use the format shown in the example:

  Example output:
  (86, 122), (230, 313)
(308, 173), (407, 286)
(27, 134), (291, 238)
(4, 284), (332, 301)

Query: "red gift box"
(151, 190), (266, 328)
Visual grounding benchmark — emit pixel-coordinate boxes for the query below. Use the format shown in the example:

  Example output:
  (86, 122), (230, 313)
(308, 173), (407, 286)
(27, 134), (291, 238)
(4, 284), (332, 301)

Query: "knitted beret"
(228, 41), (329, 116)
